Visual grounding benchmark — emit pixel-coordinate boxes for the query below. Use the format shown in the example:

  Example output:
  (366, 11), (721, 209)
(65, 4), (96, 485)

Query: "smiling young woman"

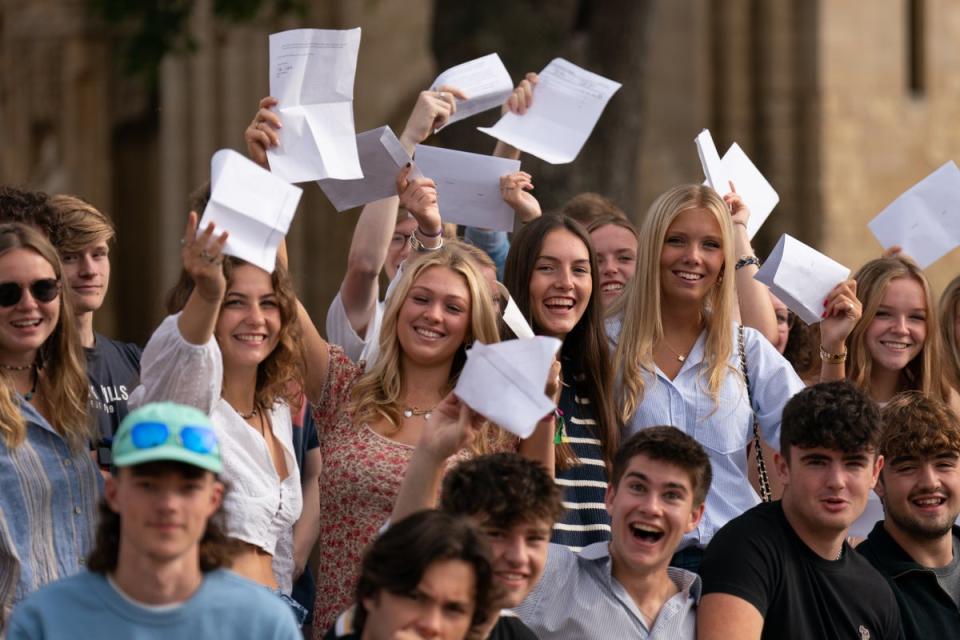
(130, 212), (306, 620)
(504, 215), (619, 551)
(0, 222), (100, 632)
(610, 184), (810, 573)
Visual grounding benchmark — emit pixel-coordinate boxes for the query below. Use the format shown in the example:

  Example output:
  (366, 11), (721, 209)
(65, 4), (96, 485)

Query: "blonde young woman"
(130, 213), (307, 619)
(299, 238), (507, 637)
(0, 223), (100, 631)
(610, 184), (855, 572)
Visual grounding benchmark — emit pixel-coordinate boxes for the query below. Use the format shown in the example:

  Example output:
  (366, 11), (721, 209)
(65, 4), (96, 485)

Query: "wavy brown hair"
(0, 223), (91, 448)
(88, 462), (238, 573)
(847, 256), (950, 403)
(504, 215), (619, 469)
(165, 256), (304, 409)
(940, 274), (960, 393)
(46, 194), (116, 254)
(348, 245), (502, 451)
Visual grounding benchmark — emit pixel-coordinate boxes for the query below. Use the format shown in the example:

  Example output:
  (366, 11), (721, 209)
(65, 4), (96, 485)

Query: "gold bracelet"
(820, 345), (847, 364)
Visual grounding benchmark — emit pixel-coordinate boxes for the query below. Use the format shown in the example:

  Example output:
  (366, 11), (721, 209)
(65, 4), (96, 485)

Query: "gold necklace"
(660, 339), (688, 363)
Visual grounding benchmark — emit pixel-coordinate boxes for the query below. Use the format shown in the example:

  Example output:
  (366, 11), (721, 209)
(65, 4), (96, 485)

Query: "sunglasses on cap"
(131, 421), (219, 455)
(0, 279), (60, 307)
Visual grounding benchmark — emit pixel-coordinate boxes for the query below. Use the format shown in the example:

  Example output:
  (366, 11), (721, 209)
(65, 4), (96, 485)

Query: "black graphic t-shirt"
(86, 333), (142, 440)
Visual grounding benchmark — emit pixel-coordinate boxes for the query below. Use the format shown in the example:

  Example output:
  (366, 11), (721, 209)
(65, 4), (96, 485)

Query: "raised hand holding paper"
(413, 144), (520, 231)
(867, 160), (960, 268)
(754, 234), (850, 325)
(430, 53), (513, 130)
(478, 58), (621, 164)
(697, 139), (780, 239)
(695, 129), (732, 197)
(267, 28), (363, 183)
(454, 337), (562, 439)
(200, 150), (303, 273)
(316, 126), (414, 212)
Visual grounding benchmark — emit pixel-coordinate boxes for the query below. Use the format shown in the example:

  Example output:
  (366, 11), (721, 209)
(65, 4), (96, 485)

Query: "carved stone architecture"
(1, 0), (957, 343)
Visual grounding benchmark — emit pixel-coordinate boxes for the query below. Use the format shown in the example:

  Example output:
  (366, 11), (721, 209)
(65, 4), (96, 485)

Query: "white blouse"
(129, 314), (303, 590)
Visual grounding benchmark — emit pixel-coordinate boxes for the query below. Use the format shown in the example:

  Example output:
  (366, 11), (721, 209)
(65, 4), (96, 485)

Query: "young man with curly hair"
(857, 392), (960, 637)
(7, 402), (300, 639)
(698, 381), (902, 640)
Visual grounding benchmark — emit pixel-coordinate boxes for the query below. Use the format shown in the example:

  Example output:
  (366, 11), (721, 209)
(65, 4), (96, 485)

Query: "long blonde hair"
(613, 184), (736, 422)
(0, 223), (91, 448)
(848, 256), (949, 402)
(940, 274), (960, 392)
(349, 245), (502, 449)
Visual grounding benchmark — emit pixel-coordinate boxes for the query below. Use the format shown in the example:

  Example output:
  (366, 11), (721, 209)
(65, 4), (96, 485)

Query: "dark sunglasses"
(131, 421), (219, 455)
(0, 279), (60, 307)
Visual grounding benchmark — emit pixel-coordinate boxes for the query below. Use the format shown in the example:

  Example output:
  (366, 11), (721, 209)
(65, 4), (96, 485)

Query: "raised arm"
(818, 279), (861, 382)
(725, 186), (778, 343)
(492, 72), (538, 160)
(177, 212), (228, 345)
(391, 393), (480, 523)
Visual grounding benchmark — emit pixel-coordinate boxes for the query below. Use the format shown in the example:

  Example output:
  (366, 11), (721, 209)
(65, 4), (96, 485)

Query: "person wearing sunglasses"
(128, 211), (307, 620)
(7, 401), (302, 639)
(0, 222), (101, 634)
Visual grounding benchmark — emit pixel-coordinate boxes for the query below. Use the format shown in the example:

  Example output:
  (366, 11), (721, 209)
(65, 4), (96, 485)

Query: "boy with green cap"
(7, 402), (301, 639)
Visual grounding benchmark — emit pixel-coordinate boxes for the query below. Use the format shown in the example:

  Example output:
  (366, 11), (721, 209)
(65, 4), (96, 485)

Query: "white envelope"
(478, 58), (621, 164)
(266, 28), (363, 183)
(454, 337), (562, 439)
(200, 150), (303, 273)
(316, 126), (413, 212)
(868, 160), (960, 269)
(698, 141), (780, 239)
(695, 129), (732, 197)
(431, 53), (514, 131)
(413, 144), (520, 231)
(754, 234), (850, 325)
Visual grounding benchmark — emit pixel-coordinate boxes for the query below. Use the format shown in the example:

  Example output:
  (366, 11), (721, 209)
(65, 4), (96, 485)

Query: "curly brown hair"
(879, 391), (960, 463)
(165, 257), (304, 410)
(440, 453), (565, 529)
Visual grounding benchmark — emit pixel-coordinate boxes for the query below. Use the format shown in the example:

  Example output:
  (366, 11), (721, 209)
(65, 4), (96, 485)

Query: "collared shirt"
(609, 318), (804, 549)
(0, 400), (103, 631)
(514, 542), (700, 639)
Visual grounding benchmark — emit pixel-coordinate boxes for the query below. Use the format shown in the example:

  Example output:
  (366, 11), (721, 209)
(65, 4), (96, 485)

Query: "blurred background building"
(1, 0), (958, 344)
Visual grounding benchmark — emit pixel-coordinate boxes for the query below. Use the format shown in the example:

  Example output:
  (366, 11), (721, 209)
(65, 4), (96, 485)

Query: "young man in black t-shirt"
(857, 393), (960, 637)
(698, 381), (903, 640)
(48, 195), (141, 444)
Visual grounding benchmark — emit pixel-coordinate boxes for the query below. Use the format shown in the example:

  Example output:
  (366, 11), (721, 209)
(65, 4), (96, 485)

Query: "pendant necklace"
(403, 404), (437, 420)
(661, 340), (688, 363)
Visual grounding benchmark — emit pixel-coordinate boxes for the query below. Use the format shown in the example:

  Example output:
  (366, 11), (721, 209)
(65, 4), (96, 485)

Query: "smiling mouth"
(880, 340), (912, 350)
(629, 523), (665, 543)
(601, 282), (624, 294)
(912, 496), (947, 508)
(544, 297), (575, 311)
(674, 271), (703, 281)
(414, 327), (444, 339)
(234, 334), (266, 344)
(11, 319), (42, 329)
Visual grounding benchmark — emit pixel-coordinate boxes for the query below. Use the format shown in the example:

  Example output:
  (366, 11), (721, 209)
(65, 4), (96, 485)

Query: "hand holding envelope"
(454, 337), (563, 439)
(754, 234), (850, 326)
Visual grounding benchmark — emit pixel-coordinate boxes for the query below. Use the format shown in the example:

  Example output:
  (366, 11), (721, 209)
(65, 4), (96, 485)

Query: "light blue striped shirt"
(0, 399), (103, 632)
(515, 542), (700, 639)
(610, 319), (805, 550)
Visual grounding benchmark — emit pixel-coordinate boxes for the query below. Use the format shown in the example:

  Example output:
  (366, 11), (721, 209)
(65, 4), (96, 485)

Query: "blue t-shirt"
(7, 569), (301, 639)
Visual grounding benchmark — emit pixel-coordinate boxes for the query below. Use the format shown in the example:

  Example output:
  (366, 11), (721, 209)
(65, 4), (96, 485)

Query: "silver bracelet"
(410, 233), (443, 252)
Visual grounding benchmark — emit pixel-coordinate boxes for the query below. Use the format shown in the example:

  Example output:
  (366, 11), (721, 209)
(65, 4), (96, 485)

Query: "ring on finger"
(201, 249), (216, 264)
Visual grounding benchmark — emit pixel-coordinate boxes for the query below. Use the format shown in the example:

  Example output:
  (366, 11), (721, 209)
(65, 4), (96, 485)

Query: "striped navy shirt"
(551, 364), (611, 550)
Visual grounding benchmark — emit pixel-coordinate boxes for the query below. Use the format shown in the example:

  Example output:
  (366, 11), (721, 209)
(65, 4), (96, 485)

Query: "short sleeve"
(743, 326), (805, 451)
(312, 344), (363, 441)
(127, 313), (222, 414)
(699, 513), (779, 617)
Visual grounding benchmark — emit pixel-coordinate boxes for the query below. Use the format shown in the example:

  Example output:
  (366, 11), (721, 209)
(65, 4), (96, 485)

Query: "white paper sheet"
(200, 150), (303, 273)
(867, 161), (960, 269)
(454, 337), (562, 439)
(477, 58), (621, 164)
(431, 53), (514, 131)
(266, 28), (363, 183)
(699, 141), (780, 239)
(413, 144), (520, 231)
(754, 234), (850, 326)
(495, 282), (535, 339)
(695, 129), (732, 199)
(316, 126), (413, 212)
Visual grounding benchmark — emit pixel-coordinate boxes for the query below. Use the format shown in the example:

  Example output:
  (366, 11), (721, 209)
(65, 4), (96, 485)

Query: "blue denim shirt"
(0, 399), (102, 630)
